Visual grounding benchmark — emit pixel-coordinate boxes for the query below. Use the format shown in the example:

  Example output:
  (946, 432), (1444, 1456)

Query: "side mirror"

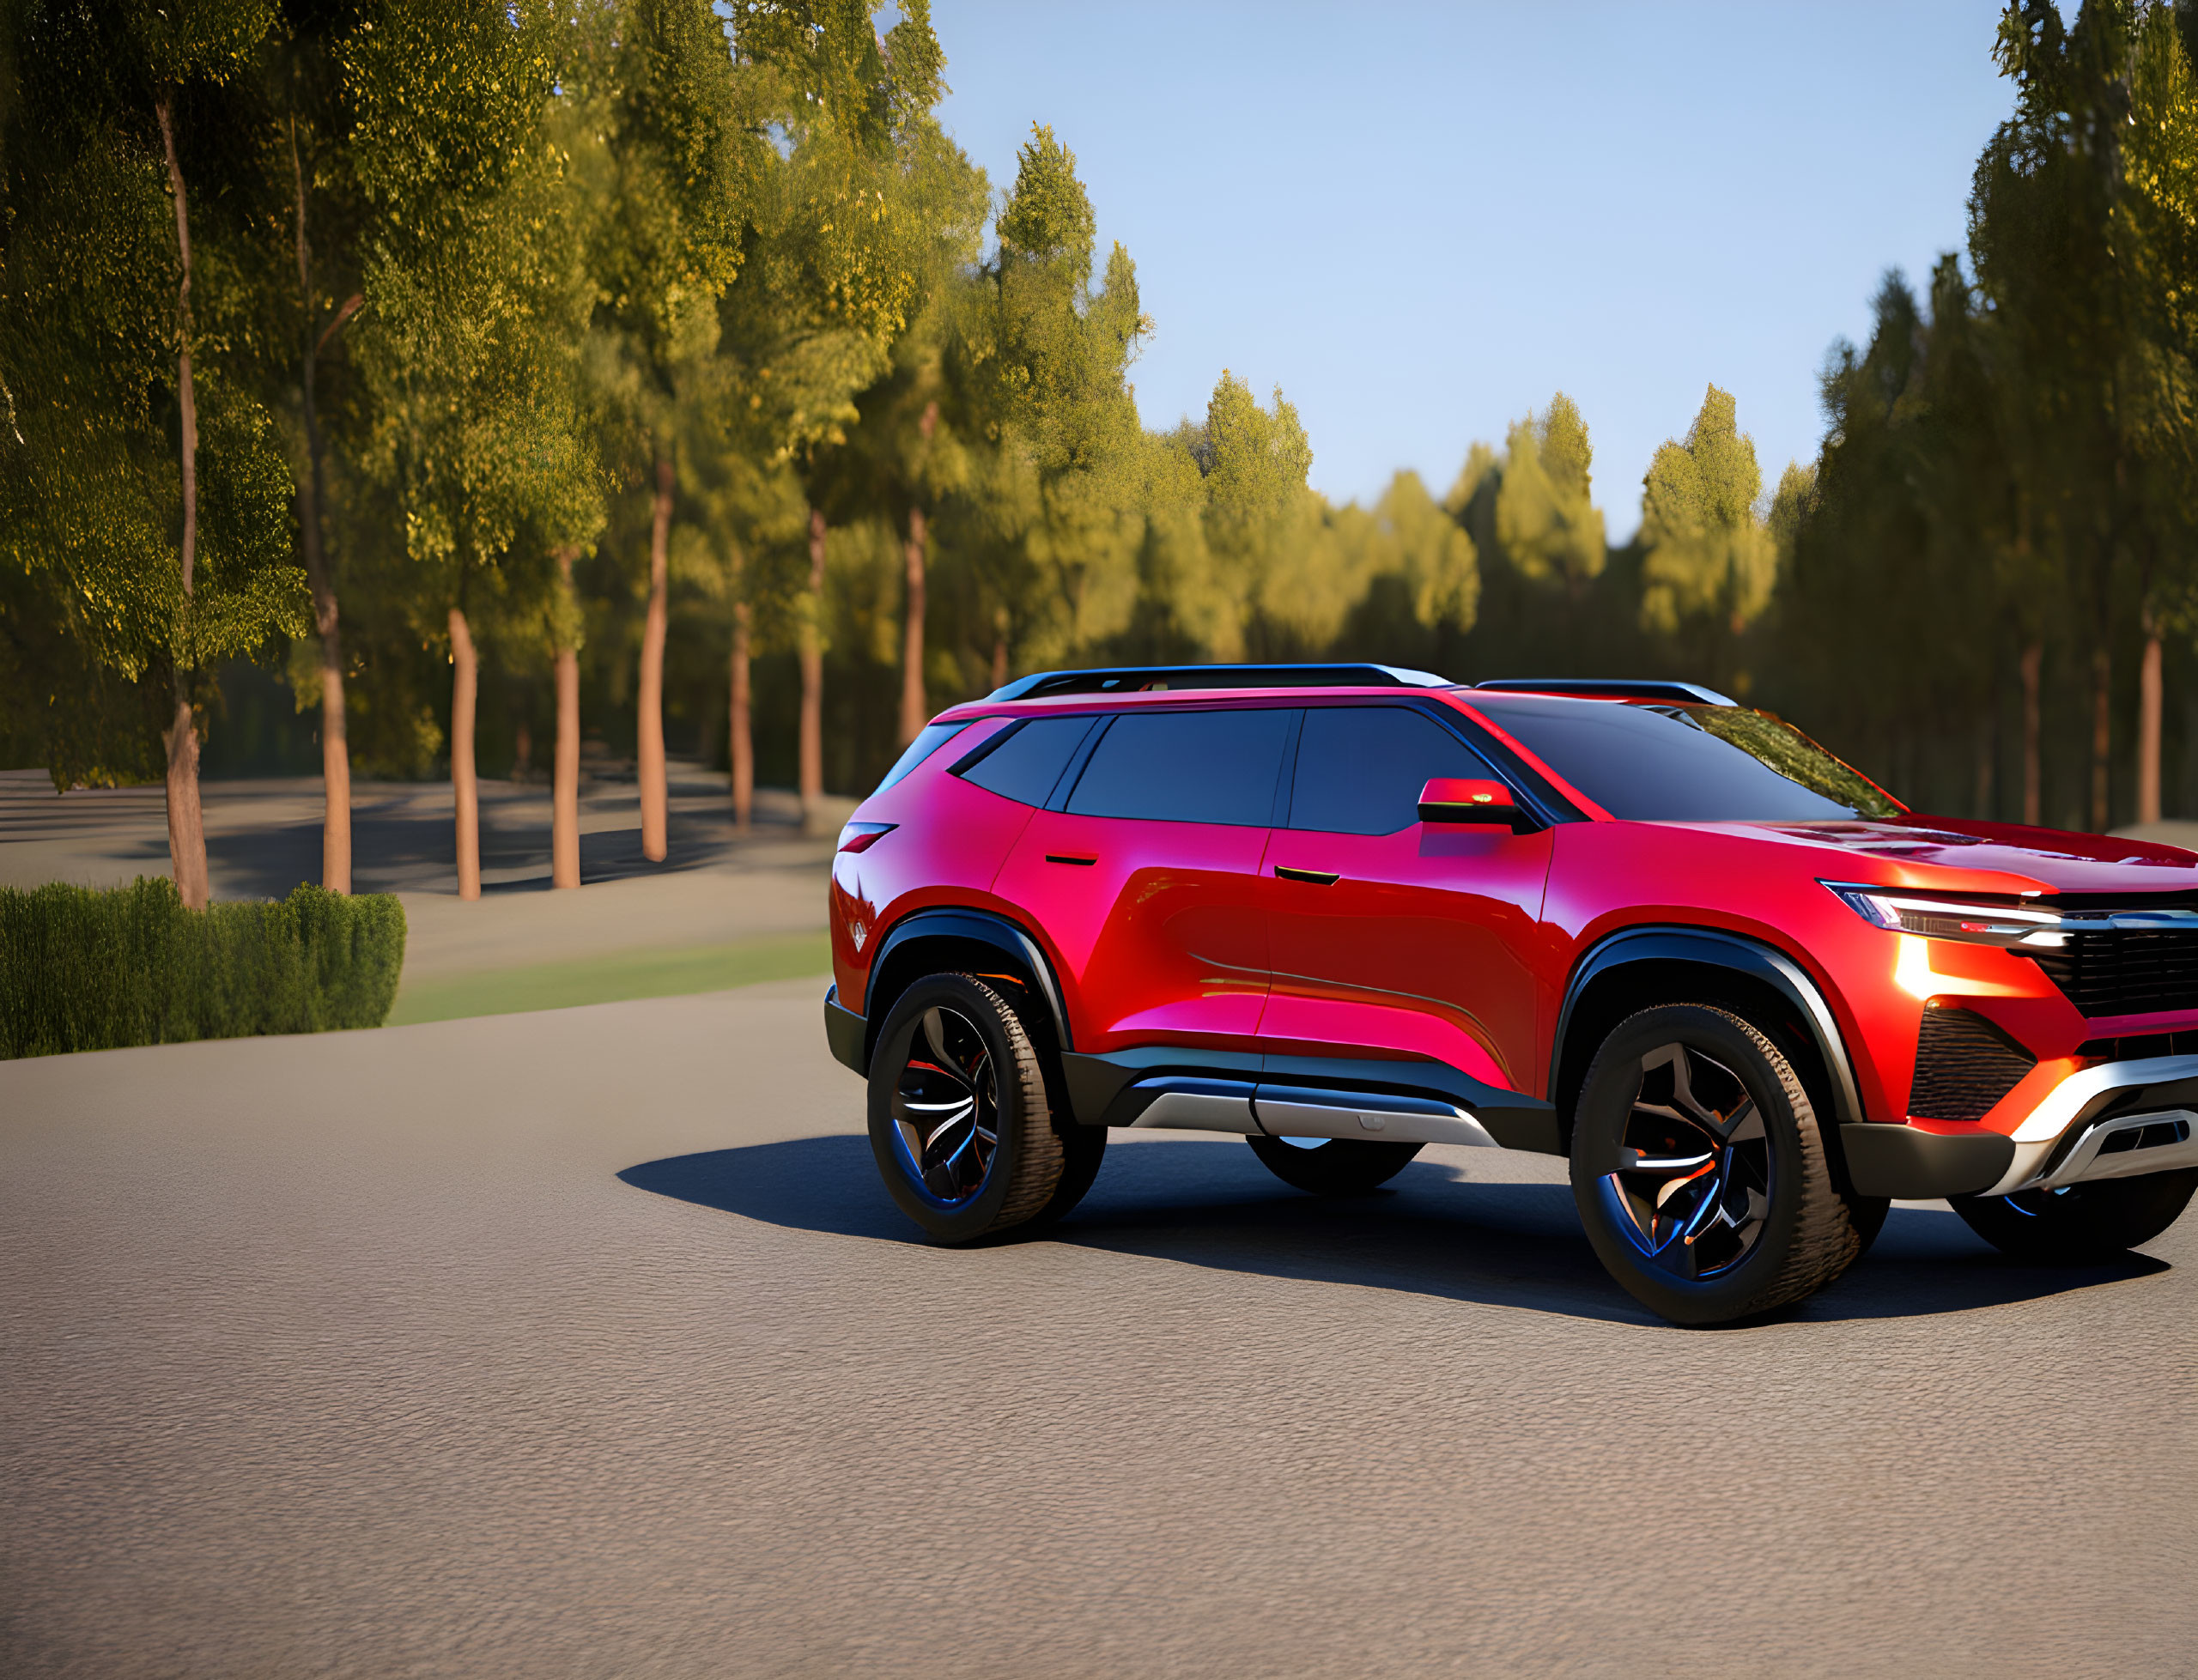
(1418, 777), (1537, 833)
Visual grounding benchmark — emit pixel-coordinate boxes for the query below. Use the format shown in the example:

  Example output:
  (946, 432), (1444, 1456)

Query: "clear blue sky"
(924, 0), (2017, 537)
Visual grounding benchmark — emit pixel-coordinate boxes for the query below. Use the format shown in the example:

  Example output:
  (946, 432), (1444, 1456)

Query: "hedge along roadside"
(0, 878), (406, 1059)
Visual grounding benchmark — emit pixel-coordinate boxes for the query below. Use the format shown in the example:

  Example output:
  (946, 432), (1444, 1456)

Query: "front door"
(992, 705), (1296, 1054)
(1259, 704), (1554, 1092)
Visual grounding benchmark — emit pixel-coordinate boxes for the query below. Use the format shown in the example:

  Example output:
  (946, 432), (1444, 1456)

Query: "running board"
(1062, 1048), (1561, 1154)
(1113, 1075), (1497, 1148)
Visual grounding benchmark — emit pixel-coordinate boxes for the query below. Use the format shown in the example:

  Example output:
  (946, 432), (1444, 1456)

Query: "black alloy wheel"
(1570, 1004), (1869, 1325)
(866, 973), (1095, 1242)
(890, 1002), (1000, 1206)
(1597, 1040), (1773, 1280)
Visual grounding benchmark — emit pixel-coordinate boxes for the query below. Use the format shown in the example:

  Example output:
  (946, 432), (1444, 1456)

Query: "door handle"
(1274, 865), (1340, 885)
(1045, 853), (1098, 866)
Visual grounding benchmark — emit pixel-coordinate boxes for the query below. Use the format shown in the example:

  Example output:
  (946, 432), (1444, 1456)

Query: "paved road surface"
(5, 990), (2195, 1677)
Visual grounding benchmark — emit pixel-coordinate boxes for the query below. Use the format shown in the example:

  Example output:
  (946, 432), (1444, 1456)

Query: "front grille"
(1909, 1006), (2036, 1122)
(2074, 1031), (2198, 1059)
(2031, 928), (2198, 1017)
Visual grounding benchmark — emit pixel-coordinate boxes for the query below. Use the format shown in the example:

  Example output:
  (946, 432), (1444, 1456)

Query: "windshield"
(1467, 696), (1902, 822)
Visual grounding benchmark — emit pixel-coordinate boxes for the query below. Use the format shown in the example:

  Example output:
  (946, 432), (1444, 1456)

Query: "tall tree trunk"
(2091, 643), (2113, 833)
(990, 618), (1008, 693)
(899, 503), (928, 746)
(799, 506), (826, 828)
(552, 548), (580, 889)
(155, 99), (209, 910)
(290, 116), (355, 893)
(2140, 613), (2164, 825)
(730, 594), (753, 830)
(639, 450), (672, 862)
(2020, 640), (2043, 828)
(450, 606), (480, 901)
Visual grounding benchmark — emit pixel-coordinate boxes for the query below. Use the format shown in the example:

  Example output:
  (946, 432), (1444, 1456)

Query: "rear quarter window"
(952, 716), (1096, 807)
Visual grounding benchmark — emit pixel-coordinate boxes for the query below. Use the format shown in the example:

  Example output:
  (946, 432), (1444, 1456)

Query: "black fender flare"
(861, 906), (1074, 1064)
(1551, 925), (1866, 1131)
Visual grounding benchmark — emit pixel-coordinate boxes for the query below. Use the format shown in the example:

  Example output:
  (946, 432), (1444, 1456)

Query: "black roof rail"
(1471, 677), (1738, 707)
(987, 663), (1454, 701)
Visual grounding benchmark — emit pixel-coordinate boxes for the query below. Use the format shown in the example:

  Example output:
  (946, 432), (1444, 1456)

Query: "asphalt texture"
(6, 988), (2196, 1677)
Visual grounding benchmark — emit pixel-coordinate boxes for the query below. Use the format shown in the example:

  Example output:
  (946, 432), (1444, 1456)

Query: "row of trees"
(3, 2), (2195, 908)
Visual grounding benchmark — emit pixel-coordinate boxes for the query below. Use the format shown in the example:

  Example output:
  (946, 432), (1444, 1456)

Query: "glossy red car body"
(823, 669), (2198, 1214)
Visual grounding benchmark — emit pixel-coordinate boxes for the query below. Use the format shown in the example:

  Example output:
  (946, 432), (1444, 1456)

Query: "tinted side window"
(1066, 709), (1293, 826)
(956, 717), (1095, 807)
(1290, 707), (1491, 834)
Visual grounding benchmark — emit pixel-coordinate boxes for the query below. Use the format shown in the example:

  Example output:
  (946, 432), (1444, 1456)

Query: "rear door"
(992, 705), (1296, 1054)
(1259, 704), (1554, 1092)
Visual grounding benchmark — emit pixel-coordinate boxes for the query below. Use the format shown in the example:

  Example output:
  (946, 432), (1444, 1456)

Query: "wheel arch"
(1550, 927), (1866, 1159)
(863, 907), (1073, 1070)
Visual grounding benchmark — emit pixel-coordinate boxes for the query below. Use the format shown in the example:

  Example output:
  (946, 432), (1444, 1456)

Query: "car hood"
(1659, 815), (2198, 897)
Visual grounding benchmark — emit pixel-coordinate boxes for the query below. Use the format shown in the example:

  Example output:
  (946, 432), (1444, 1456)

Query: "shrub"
(0, 877), (407, 1058)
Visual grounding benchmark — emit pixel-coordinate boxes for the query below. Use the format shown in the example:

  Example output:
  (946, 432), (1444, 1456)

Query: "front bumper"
(1843, 1051), (2198, 1200)
(1983, 1052), (2198, 1196)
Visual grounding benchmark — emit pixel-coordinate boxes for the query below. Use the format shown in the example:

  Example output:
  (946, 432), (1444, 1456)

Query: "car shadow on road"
(618, 1134), (2171, 1328)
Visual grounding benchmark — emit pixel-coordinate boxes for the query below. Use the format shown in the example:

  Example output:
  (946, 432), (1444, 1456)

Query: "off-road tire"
(1570, 1004), (1868, 1325)
(867, 973), (1066, 1243)
(1949, 1168), (2197, 1264)
(1246, 1135), (1424, 1196)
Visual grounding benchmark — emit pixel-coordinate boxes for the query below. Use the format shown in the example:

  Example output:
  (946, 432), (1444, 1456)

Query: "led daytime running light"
(1823, 882), (2069, 949)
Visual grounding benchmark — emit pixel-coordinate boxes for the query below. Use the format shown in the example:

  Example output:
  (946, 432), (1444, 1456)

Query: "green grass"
(386, 931), (832, 1026)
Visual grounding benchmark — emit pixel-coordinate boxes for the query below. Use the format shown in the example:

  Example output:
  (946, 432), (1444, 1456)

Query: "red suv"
(822, 665), (2198, 1323)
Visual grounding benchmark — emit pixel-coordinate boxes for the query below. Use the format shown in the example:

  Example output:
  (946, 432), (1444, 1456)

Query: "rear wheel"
(1247, 1134), (1423, 1196)
(1570, 1004), (1868, 1325)
(867, 973), (1082, 1243)
(1949, 1169), (2197, 1264)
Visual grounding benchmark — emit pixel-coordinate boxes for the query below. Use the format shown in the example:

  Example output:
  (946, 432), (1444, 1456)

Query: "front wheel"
(1247, 1134), (1423, 1196)
(1949, 1168), (2197, 1264)
(866, 973), (1072, 1243)
(1570, 1004), (1868, 1325)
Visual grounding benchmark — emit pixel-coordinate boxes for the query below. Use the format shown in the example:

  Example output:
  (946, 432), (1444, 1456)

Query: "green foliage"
(1639, 385), (1775, 639)
(1495, 393), (1605, 592)
(0, 876), (405, 1058)
(9, 0), (2195, 834)
(0, 0), (308, 785)
(347, 0), (602, 651)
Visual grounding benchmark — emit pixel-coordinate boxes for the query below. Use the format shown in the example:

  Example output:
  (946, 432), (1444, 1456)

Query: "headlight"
(1823, 882), (2069, 949)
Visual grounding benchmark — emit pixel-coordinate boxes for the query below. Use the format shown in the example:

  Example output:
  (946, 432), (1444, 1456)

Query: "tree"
(0, 0), (306, 908)
(346, 0), (598, 898)
(2121, 1), (2198, 822)
(570, 0), (753, 863)
(725, 0), (948, 823)
(270, 0), (368, 892)
(954, 124), (1151, 675)
(1639, 385), (1776, 683)
(1495, 392), (1606, 596)
(1974, 0), (2145, 830)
